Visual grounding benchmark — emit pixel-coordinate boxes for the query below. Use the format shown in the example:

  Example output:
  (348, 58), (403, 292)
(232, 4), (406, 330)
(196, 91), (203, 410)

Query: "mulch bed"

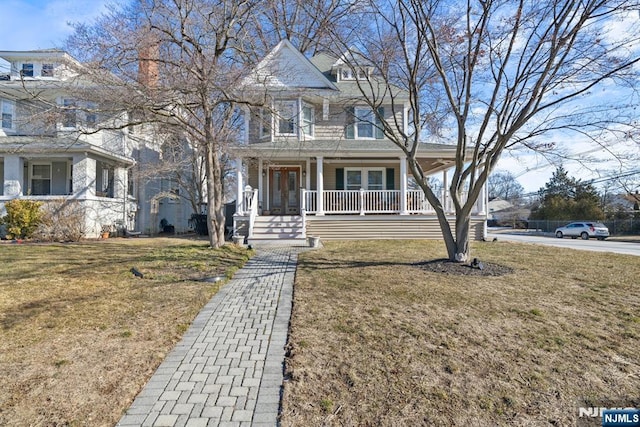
(414, 258), (514, 276)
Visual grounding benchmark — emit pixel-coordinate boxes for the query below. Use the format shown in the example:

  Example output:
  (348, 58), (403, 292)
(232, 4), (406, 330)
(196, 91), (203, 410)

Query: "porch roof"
(0, 135), (135, 165)
(233, 139), (466, 160)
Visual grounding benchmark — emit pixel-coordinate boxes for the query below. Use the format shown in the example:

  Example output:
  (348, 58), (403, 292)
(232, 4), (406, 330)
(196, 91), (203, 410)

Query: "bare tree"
(488, 170), (524, 202)
(329, 0), (640, 261)
(246, 0), (360, 57)
(65, 0), (264, 248)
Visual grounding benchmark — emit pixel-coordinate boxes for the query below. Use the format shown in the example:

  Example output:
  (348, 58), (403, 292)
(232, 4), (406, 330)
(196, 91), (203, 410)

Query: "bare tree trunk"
(204, 117), (226, 248)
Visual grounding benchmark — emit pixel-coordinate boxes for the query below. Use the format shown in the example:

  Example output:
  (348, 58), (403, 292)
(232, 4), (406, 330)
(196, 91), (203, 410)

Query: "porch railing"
(246, 188), (259, 237)
(301, 189), (483, 215)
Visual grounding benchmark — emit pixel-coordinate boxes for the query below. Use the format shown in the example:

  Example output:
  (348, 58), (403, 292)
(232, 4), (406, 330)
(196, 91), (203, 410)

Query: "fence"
(527, 219), (640, 236)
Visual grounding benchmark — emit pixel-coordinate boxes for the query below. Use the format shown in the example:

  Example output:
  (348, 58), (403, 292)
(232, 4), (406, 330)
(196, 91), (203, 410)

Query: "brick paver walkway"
(118, 245), (303, 427)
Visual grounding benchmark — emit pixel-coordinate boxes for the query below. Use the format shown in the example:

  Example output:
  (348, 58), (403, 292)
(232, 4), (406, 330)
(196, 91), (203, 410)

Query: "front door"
(269, 167), (300, 215)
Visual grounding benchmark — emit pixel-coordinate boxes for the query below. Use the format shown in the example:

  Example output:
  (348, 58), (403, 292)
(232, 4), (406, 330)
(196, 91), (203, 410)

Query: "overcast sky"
(0, 0), (636, 194)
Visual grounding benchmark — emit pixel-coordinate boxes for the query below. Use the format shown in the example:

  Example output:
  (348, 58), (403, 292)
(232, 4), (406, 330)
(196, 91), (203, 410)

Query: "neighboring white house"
(0, 49), (192, 237)
(231, 40), (488, 242)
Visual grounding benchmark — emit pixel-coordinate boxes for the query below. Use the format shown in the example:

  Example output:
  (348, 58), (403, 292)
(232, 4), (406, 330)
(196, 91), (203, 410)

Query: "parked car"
(555, 222), (610, 240)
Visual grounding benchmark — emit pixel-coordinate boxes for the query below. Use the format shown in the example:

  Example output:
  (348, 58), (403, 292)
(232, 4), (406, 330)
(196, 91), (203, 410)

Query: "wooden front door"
(269, 168), (300, 215)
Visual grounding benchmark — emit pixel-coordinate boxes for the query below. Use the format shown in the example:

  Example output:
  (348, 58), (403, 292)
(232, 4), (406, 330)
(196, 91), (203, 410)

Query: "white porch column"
(442, 169), (449, 213)
(235, 158), (244, 215)
(316, 156), (324, 216)
(72, 154), (96, 198)
(3, 155), (24, 197)
(258, 161), (264, 212)
(399, 156), (408, 215)
(305, 159), (311, 189)
(114, 167), (127, 200)
(476, 182), (487, 215)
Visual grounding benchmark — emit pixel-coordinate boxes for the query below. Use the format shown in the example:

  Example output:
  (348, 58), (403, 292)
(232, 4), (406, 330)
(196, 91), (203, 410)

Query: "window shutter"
(386, 168), (395, 190)
(336, 168), (344, 190)
(345, 107), (354, 139)
(375, 107), (385, 139)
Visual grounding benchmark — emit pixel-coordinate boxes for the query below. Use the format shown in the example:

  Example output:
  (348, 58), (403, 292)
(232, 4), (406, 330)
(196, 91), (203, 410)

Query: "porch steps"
(248, 215), (306, 243)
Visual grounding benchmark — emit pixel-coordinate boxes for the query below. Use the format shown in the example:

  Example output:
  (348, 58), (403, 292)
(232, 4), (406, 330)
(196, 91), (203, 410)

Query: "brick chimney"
(138, 36), (159, 88)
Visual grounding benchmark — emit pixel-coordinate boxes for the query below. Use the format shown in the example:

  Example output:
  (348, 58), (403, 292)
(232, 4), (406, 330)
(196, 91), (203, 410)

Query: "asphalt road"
(487, 231), (640, 256)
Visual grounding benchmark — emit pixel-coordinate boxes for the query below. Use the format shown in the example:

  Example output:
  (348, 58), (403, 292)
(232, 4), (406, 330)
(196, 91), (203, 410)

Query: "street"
(487, 231), (640, 256)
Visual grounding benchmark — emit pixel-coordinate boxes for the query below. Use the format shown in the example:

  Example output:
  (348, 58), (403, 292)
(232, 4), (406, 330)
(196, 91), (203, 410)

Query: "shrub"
(0, 199), (44, 239)
(34, 199), (87, 242)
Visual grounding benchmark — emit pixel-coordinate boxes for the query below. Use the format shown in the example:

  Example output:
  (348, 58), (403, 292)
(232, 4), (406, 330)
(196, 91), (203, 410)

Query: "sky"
(0, 0), (638, 194)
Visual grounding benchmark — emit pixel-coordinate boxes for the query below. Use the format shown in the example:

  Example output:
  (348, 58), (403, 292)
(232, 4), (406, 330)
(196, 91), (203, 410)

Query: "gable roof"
(246, 40), (338, 91)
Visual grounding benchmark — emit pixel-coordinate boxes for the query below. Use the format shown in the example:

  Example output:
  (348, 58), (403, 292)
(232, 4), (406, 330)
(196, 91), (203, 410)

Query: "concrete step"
(250, 215), (304, 240)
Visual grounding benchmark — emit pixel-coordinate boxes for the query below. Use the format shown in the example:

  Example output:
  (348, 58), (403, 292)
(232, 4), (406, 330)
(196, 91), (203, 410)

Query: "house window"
(21, 63), (34, 77)
(31, 164), (51, 195)
(346, 106), (384, 139)
(127, 171), (135, 197)
(85, 102), (97, 126)
(344, 168), (386, 190)
(62, 99), (76, 128)
(346, 170), (362, 190)
(42, 63), (54, 77)
(301, 105), (314, 136)
(259, 108), (271, 139)
(276, 101), (297, 135)
(368, 170), (384, 190)
(1, 100), (14, 129)
(96, 162), (114, 197)
(341, 68), (354, 81)
(339, 67), (369, 81)
(356, 107), (374, 138)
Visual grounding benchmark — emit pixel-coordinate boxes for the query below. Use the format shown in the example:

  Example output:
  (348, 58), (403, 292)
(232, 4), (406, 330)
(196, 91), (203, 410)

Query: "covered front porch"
(232, 156), (487, 241)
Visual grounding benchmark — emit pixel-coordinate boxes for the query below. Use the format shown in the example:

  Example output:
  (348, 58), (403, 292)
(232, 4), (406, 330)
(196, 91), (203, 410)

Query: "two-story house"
(232, 40), (487, 243)
(0, 49), (192, 238)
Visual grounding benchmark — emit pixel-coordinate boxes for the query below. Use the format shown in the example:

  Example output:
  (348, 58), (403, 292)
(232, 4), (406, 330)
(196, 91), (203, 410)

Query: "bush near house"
(34, 199), (87, 242)
(0, 199), (44, 239)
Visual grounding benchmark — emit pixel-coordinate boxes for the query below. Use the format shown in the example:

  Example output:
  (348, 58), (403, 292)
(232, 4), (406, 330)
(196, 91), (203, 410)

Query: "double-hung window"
(1, 100), (15, 130)
(85, 102), (97, 127)
(62, 99), (76, 128)
(21, 63), (34, 77)
(346, 106), (384, 139)
(301, 104), (314, 137)
(31, 164), (51, 195)
(275, 101), (296, 136)
(42, 63), (54, 77)
(344, 168), (386, 190)
(274, 100), (315, 138)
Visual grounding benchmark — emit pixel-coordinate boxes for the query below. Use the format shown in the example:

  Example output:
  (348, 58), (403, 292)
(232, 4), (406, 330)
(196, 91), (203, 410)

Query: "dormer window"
(42, 63), (54, 77)
(341, 68), (354, 80)
(21, 63), (34, 77)
(339, 67), (370, 81)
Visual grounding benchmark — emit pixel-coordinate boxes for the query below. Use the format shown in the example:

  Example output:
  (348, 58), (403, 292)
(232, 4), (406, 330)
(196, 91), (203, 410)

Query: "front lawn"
(282, 240), (639, 426)
(0, 237), (252, 426)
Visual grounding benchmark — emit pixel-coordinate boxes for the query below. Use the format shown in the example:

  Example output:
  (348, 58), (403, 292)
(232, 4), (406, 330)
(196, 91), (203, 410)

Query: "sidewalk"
(117, 245), (305, 427)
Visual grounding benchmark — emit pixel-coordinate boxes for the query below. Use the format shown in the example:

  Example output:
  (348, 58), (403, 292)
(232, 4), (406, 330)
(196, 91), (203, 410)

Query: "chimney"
(138, 35), (159, 88)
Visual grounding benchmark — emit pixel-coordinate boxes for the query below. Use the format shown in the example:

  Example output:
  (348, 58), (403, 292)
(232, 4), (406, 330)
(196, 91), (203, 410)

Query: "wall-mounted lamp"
(262, 170), (266, 177)
(302, 170), (306, 177)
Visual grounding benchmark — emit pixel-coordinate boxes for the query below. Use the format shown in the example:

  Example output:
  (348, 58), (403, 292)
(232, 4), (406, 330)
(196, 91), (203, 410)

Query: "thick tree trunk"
(204, 120), (226, 248)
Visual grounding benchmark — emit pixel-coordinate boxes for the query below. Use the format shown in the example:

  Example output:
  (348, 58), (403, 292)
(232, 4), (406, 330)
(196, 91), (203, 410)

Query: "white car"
(555, 222), (610, 240)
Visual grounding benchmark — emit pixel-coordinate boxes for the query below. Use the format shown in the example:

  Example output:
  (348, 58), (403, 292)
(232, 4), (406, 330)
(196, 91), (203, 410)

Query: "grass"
(281, 240), (640, 426)
(0, 237), (252, 427)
